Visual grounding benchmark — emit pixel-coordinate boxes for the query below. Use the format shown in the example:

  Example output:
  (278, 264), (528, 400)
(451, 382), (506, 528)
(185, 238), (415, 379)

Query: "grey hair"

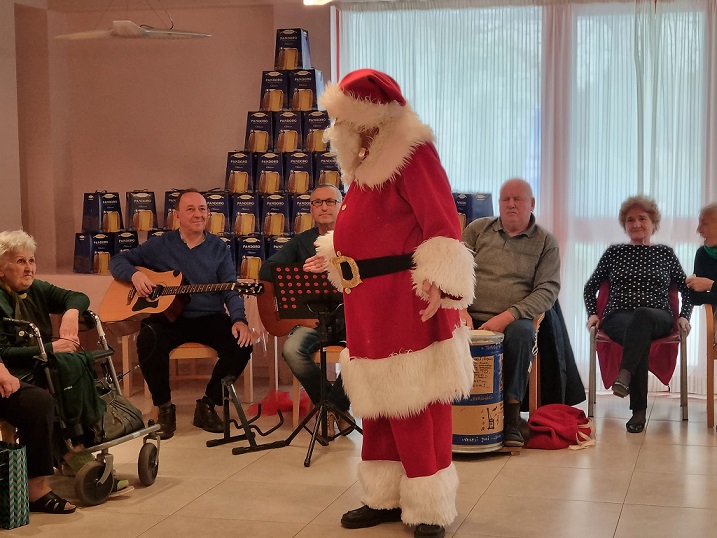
(700, 202), (717, 220)
(312, 184), (343, 202)
(619, 195), (661, 234)
(0, 230), (37, 268)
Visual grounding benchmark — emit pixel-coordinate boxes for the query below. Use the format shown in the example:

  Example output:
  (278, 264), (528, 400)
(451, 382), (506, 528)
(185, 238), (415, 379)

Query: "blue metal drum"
(452, 330), (504, 453)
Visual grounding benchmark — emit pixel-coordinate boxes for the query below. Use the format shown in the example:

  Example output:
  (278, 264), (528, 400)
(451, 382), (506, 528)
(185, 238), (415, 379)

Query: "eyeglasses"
(310, 199), (339, 207)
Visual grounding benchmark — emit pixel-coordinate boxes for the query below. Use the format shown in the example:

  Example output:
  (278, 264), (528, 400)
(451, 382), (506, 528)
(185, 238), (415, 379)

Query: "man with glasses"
(259, 184), (354, 437)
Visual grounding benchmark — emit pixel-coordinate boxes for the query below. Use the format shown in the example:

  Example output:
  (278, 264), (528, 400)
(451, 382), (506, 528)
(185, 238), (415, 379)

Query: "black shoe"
(340, 505), (402, 529)
(193, 398), (224, 433)
(415, 523), (445, 538)
(157, 403), (176, 440)
(611, 380), (630, 398)
(626, 411), (646, 434)
(503, 420), (525, 448)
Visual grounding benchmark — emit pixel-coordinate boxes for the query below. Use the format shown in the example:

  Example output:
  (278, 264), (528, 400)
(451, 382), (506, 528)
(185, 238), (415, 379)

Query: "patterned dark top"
(584, 244), (692, 321)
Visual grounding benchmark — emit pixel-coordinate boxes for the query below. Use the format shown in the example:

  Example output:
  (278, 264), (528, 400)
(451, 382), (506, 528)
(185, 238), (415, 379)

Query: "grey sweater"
(462, 215), (561, 321)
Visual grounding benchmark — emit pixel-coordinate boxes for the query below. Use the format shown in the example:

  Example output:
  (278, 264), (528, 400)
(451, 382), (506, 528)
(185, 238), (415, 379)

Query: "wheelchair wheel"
(75, 460), (113, 506)
(138, 443), (159, 486)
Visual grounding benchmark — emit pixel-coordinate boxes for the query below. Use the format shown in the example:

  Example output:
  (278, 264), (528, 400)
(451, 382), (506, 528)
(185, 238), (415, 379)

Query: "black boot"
(157, 403), (176, 440)
(415, 523), (445, 537)
(503, 401), (524, 447)
(340, 505), (402, 529)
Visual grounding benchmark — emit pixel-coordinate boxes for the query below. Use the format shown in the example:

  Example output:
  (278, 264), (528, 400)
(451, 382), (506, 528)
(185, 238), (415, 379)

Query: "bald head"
(499, 178), (535, 236)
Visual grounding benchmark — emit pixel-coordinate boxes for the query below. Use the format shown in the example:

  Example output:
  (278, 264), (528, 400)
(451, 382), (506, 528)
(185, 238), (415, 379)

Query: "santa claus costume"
(316, 69), (475, 536)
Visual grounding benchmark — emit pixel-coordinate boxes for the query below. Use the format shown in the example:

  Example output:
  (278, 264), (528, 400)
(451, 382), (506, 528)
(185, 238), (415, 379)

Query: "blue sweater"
(109, 230), (246, 323)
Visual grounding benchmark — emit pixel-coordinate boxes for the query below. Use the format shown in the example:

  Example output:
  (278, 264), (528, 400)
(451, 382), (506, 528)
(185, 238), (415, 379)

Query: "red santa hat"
(319, 68), (408, 130)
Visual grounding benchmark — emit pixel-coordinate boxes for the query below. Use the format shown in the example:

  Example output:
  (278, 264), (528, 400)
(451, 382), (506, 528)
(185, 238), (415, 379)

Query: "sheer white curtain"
(337, 0), (717, 394)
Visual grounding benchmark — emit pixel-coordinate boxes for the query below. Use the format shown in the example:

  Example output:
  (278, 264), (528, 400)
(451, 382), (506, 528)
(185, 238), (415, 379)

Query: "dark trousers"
(601, 308), (673, 411)
(137, 313), (253, 407)
(0, 382), (55, 479)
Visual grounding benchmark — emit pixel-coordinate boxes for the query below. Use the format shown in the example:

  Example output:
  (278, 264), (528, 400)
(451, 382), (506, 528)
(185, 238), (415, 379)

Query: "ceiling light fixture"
(56, 0), (210, 40)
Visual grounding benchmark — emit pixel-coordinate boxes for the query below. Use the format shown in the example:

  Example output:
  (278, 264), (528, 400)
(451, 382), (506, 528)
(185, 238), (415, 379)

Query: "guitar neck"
(160, 283), (244, 295)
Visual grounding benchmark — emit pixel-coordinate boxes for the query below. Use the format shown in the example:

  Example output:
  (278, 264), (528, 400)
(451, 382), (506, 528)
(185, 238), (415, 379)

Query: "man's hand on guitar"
(131, 270), (156, 298)
(232, 321), (253, 347)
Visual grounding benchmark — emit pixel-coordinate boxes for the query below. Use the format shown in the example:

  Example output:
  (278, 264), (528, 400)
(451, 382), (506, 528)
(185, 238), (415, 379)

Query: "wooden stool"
(139, 342), (254, 404)
(292, 345), (344, 428)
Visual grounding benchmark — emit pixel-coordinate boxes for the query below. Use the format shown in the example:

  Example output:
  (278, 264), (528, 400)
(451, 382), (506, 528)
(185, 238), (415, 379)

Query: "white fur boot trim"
(400, 463), (459, 527)
(359, 460), (404, 509)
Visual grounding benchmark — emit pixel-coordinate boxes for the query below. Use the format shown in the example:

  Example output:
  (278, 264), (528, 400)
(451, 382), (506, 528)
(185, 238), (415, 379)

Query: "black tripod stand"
(270, 264), (362, 467)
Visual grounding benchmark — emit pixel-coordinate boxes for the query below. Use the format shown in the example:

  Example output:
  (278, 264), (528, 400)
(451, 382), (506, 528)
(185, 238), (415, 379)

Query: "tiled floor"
(12, 383), (717, 537)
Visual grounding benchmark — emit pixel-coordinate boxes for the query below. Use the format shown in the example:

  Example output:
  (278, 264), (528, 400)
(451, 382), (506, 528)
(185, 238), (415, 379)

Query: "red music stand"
(271, 263), (362, 467)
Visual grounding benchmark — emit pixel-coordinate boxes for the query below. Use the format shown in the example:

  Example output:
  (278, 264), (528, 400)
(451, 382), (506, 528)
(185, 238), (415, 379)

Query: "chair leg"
(242, 358), (253, 404)
(680, 335), (688, 421)
(529, 354), (539, 414)
(588, 328), (596, 418)
(708, 343), (715, 429)
(292, 377), (300, 429)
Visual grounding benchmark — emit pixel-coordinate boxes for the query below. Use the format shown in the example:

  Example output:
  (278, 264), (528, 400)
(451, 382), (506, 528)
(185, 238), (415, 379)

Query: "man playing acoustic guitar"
(109, 189), (253, 439)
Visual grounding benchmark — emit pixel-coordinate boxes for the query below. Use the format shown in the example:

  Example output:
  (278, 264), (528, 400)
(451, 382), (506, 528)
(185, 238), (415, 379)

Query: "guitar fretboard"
(159, 283), (262, 296)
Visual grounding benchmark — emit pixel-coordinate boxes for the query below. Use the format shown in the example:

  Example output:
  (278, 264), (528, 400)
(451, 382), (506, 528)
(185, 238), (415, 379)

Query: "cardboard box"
(289, 69), (324, 111)
(203, 190), (231, 234)
(236, 235), (265, 279)
(261, 193), (290, 236)
(256, 152), (284, 195)
(111, 231), (139, 254)
(274, 28), (312, 70)
(245, 112), (273, 153)
(291, 194), (314, 234)
(284, 152), (313, 195)
(273, 111), (302, 153)
(302, 110), (330, 152)
(260, 70), (289, 111)
(231, 193), (260, 236)
(225, 152), (255, 195)
(82, 191), (124, 232)
(453, 193), (494, 231)
(164, 190), (182, 230)
(266, 235), (293, 258)
(73, 232), (112, 274)
(126, 190), (158, 231)
(313, 152), (342, 191)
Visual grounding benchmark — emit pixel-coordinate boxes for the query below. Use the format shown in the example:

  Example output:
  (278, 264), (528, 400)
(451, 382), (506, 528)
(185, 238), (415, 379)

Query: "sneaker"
(193, 398), (224, 434)
(503, 419), (525, 448)
(157, 403), (176, 440)
(341, 505), (402, 529)
(110, 477), (134, 496)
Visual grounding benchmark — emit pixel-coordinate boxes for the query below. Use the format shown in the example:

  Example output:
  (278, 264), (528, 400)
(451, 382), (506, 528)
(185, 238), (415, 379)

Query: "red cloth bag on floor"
(525, 404), (595, 450)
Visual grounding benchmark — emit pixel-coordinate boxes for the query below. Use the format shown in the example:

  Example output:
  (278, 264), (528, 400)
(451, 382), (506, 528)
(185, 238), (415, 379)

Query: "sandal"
(611, 380), (630, 398)
(29, 491), (76, 514)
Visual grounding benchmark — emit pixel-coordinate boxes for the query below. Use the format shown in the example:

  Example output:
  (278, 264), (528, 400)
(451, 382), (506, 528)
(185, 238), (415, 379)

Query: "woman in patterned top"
(584, 196), (692, 433)
(686, 203), (717, 305)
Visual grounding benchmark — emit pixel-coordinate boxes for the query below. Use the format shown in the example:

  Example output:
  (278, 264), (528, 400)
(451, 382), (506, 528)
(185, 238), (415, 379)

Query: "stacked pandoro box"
(452, 193), (495, 232)
(226, 28), (341, 280)
(73, 29), (339, 279)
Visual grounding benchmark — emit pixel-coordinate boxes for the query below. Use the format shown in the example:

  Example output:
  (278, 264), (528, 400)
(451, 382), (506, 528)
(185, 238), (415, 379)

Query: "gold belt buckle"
(331, 252), (361, 293)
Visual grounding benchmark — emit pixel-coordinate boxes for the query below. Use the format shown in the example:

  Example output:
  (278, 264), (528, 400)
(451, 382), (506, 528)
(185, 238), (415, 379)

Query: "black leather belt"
(331, 252), (414, 292)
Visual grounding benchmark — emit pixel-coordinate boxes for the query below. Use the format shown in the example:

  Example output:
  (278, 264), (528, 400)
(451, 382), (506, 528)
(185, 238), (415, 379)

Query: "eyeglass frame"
(309, 199), (340, 207)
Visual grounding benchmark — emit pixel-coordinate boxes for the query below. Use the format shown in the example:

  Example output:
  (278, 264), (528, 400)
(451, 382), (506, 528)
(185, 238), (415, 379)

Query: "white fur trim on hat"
(412, 237), (476, 309)
(359, 460), (404, 509)
(313, 231), (343, 291)
(340, 326), (473, 419)
(400, 463), (459, 527)
(320, 82), (405, 130)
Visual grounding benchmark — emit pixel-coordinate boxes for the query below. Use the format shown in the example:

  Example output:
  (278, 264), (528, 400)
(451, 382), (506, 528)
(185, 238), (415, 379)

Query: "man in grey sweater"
(460, 178), (560, 447)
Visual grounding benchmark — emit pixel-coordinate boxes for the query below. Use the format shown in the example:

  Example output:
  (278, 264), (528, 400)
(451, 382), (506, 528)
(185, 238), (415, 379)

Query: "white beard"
(324, 122), (363, 182)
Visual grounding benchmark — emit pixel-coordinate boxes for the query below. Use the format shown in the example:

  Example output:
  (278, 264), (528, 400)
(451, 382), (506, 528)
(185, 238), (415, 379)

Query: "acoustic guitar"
(257, 280), (317, 337)
(100, 267), (264, 323)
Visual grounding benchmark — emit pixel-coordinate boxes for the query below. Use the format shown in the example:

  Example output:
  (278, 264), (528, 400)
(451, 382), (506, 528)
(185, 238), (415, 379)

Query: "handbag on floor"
(525, 404), (595, 450)
(0, 441), (30, 529)
(92, 381), (145, 444)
